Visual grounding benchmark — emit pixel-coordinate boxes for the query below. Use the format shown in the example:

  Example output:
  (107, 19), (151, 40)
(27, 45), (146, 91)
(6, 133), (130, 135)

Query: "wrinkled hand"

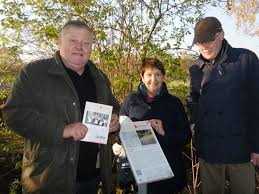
(63, 122), (88, 141)
(109, 114), (120, 133)
(251, 153), (259, 167)
(150, 119), (165, 136)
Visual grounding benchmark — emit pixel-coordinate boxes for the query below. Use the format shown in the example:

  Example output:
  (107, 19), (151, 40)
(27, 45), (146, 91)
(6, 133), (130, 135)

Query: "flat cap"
(193, 17), (223, 45)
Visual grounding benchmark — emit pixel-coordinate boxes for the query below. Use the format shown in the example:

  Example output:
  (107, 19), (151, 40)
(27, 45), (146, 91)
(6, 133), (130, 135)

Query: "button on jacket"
(188, 40), (259, 163)
(3, 51), (120, 194)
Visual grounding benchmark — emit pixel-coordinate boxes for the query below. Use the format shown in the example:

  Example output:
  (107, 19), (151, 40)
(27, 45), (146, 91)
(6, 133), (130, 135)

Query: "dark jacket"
(120, 83), (191, 192)
(3, 51), (120, 194)
(188, 40), (259, 163)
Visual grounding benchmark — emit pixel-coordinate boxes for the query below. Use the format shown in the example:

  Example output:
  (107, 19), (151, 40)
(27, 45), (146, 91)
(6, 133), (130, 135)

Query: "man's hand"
(109, 114), (119, 133)
(251, 153), (259, 166)
(63, 122), (88, 141)
(150, 119), (165, 136)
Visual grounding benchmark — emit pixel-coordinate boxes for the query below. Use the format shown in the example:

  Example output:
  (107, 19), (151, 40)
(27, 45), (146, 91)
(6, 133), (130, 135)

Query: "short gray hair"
(59, 20), (93, 39)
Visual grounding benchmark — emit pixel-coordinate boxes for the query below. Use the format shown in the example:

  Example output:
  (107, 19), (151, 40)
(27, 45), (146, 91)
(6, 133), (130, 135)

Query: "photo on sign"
(136, 129), (156, 145)
(84, 111), (109, 127)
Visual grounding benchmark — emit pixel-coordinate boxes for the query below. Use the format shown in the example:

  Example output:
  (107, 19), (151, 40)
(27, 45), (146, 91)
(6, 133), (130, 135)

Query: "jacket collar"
(48, 51), (99, 77)
(46, 51), (67, 76)
(47, 51), (79, 97)
(47, 51), (110, 104)
(138, 82), (169, 103)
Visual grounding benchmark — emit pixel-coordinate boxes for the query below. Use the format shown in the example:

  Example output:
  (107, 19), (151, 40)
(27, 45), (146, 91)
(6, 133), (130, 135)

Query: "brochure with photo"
(119, 116), (174, 185)
(81, 101), (113, 144)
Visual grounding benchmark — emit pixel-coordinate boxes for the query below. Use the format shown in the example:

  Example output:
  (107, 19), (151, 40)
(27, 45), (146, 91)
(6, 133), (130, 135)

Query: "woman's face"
(141, 67), (164, 97)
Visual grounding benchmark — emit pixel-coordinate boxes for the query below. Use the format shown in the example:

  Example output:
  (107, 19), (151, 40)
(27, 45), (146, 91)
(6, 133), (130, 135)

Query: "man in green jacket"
(3, 20), (120, 194)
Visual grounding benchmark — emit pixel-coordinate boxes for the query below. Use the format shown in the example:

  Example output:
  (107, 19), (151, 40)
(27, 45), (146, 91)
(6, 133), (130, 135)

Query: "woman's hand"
(150, 119), (165, 136)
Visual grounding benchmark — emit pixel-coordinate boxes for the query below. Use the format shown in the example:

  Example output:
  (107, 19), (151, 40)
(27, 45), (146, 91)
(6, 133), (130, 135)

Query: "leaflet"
(119, 116), (174, 185)
(81, 101), (113, 144)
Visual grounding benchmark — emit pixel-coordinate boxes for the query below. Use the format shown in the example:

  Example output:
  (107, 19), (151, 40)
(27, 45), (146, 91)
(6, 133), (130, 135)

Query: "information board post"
(138, 184), (147, 194)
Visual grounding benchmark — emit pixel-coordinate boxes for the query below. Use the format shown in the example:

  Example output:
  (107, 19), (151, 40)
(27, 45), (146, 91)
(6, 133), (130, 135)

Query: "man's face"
(195, 32), (224, 61)
(59, 26), (93, 74)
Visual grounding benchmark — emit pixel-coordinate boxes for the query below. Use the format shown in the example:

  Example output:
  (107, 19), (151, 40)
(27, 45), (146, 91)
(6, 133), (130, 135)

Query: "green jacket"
(3, 51), (120, 194)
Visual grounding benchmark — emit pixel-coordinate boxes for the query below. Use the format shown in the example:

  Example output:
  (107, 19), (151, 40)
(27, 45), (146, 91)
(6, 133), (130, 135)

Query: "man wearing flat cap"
(188, 16), (259, 194)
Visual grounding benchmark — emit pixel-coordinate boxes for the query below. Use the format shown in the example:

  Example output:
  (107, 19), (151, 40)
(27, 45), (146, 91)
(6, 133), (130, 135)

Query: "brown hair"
(140, 58), (165, 76)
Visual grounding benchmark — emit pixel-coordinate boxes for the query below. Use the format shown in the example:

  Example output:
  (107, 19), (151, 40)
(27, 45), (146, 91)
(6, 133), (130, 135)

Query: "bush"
(0, 126), (23, 194)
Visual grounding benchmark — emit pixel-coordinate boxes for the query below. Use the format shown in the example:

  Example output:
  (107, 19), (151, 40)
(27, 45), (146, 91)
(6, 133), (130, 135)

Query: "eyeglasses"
(195, 33), (220, 47)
